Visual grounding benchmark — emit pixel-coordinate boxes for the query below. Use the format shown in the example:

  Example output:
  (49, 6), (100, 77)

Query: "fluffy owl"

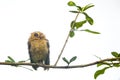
(28, 31), (50, 70)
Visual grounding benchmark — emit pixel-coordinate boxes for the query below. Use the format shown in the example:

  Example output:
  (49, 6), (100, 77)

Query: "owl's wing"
(28, 41), (38, 70)
(44, 40), (50, 70)
(28, 41), (32, 62)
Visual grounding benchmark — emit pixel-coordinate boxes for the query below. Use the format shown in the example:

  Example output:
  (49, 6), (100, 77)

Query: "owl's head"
(29, 31), (46, 40)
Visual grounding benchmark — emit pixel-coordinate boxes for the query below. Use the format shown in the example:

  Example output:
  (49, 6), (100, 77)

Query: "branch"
(1, 57), (120, 69)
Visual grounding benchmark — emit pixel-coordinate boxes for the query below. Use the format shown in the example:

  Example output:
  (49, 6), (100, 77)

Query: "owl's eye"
(34, 33), (39, 37)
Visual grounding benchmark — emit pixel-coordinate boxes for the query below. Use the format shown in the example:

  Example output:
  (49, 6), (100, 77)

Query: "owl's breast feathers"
(29, 39), (49, 62)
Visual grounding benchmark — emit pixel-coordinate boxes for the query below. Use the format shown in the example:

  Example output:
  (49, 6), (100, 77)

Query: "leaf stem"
(54, 12), (80, 66)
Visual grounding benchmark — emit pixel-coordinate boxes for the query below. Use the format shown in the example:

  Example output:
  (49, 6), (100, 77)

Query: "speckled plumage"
(28, 31), (50, 70)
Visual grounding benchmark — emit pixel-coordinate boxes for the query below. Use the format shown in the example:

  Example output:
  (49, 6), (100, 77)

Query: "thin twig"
(54, 33), (69, 66)
(54, 12), (80, 66)
(1, 57), (120, 69)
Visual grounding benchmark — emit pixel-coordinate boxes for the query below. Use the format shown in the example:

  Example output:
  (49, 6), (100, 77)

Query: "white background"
(0, 0), (120, 80)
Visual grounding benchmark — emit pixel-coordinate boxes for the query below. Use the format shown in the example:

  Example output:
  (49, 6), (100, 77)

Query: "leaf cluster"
(5, 56), (29, 67)
(62, 56), (77, 66)
(67, 1), (100, 38)
(94, 51), (120, 79)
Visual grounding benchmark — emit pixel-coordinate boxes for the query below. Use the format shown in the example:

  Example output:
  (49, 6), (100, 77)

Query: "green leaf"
(94, 67), (109, 79)
(70, 56), (77, 63)
(18, 59), (29, 63)
(94, 55), (102, 60)
(5, 60), (11, 63)
(111, 51), (119, 57)
(97, 63), (103, 67)
(83, 12), (94, 25)
(82, 3), (94, 11)
(18, 60), (26, 63)
(118, 54), (120, 57)
(62, 57), (69, 65)
(70, 20), (75, 29)
(113, 63), (120, 67)
(97, 62), (111, 67)
(68, 1), (76, 6)
(76, 6), (82, 11)
(69, 31), (75, 37)
(8, 56), (15, 63)
(75, 20), (87, 29)
(81, 29), (100, 34)
(86, 16), (94, 25)
(69, 11), (80, 13)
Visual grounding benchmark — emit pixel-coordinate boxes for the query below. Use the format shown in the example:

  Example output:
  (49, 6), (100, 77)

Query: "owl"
(28, 31), (50, 70)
